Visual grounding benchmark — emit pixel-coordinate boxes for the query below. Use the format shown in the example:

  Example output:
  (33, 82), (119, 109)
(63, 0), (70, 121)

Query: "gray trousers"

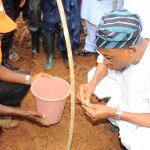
(28, 0), (41, 32)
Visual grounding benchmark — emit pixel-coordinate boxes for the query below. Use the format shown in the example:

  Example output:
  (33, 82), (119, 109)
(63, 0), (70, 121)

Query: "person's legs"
(1, 43), (19, 70)
(57, 0), (81, 62)
(120, 126), (150, 150)
(84, 21), (97, 52)
(1, 0), (19, 70)
(9, 44), (20, 62)
(28, 0), (41, 55)
(21, 0), (30, 21)
(57, 23), (69, 64)
(30, 30), (40, 55)
(0, 77), (30, 129)
(42, 31), (55, 70)
(67, 0), (81, 56)
(129, 127), (150, 150)
(6, 0), (20, 64)
(78, 21), (97, 56)
(0, 81), (30, 107)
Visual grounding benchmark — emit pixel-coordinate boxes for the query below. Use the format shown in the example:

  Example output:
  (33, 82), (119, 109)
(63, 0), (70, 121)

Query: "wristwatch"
(115, 109), (122, 121)
(25, 75), (31, 85)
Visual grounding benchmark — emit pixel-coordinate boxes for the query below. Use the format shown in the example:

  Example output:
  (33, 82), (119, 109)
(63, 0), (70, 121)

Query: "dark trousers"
(21, 0), (41, 32)
(2, 0), (20, 65)
(0, 81), (30, 107)
(2, 0), (20, 47)
(28, 0), (41, 32)
(0, 70), (30, 107)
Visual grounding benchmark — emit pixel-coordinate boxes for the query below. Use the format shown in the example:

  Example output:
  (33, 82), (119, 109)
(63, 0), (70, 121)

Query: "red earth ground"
(0, 16), (124, 150)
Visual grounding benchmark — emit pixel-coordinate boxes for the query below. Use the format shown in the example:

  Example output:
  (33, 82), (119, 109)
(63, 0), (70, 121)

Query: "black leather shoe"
(78, 49), (90, 56)
(2, 62), (19, 70)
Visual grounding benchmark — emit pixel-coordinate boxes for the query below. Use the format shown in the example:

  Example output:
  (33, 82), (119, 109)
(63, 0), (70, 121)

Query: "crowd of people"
(0, 0), (150, 150)
(1, 0), (82, 70)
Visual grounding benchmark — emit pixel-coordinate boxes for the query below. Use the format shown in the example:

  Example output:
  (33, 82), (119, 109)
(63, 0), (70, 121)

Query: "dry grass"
(15, 15), (29, 44)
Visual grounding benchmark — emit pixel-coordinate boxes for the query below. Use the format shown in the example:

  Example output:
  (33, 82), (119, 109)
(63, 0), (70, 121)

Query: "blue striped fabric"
(96, 9), (142, 49)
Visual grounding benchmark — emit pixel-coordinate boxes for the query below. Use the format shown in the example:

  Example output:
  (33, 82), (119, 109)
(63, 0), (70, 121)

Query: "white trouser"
(88, 67), (150, 150)
(84, 21), (97, 52)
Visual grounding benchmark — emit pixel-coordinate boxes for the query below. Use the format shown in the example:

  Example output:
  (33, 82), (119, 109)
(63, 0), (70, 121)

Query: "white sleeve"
(97, 54), (104, 63)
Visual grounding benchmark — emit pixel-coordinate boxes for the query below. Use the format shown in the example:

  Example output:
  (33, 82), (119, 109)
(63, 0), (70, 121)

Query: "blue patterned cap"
(96, 9), (142, 49)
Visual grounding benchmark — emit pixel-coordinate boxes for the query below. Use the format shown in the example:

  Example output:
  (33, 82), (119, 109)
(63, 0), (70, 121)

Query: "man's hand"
(82, 103), (115, 121)
(0, 104), (50, 126)
(22, 110), (50, 126)
(30, 72), (51, 84)
(77, 82), (96, 105)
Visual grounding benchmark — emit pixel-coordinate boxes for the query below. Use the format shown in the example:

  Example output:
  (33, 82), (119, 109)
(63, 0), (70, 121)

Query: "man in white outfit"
(77, 9), (150, 150)
(78, 0), (123, 55)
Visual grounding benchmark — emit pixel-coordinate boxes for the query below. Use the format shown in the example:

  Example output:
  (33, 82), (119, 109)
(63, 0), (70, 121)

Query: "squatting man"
(78, 9), (150, 150)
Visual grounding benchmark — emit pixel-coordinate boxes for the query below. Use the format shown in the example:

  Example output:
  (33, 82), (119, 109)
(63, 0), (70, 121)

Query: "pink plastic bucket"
(31, 77), (70, 125)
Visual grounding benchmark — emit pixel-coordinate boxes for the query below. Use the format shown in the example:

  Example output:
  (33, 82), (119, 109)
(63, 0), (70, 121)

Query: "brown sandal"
(0, 116), (20, 129)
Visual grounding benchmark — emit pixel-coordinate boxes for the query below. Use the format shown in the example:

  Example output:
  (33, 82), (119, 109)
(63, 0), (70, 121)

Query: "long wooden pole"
(56, 0), (75, 150)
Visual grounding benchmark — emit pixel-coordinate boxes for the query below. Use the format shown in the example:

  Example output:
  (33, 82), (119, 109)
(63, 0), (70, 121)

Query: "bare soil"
(0, 16), (123, 150)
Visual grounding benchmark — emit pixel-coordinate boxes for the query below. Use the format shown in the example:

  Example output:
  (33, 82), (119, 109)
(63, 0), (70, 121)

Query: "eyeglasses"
(96, 50), (113, 63)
